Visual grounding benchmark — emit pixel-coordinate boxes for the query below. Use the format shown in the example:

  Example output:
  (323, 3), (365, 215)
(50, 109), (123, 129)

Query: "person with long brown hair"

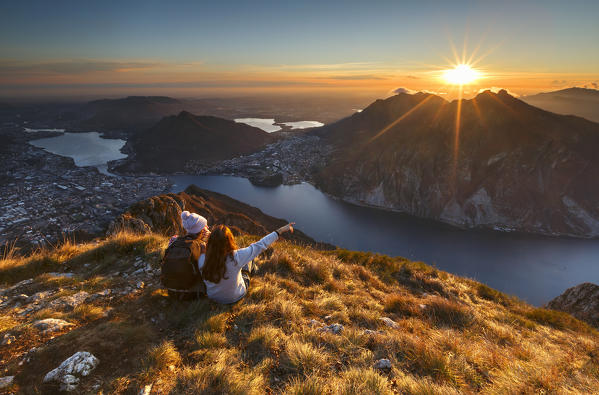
(198, 222), (294, 304)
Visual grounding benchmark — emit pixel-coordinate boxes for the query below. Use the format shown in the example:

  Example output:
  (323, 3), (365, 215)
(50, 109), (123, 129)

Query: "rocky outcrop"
(314, 90), (599, 237)
(43, 351), (99, 392)
(33, 319), (75, 335)
(107, 194), (185, 236)
(546, 283), (599, 327)
(108, 185), (333, 249)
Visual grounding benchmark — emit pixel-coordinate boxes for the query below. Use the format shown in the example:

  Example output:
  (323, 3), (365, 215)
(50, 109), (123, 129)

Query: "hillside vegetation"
(1, 231), (598, 394)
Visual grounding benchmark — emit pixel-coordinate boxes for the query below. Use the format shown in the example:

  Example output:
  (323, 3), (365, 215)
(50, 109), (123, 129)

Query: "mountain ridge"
(115, 111), (274, 173)
(313, 90), (599, 237)
(521, 87), (599, 123)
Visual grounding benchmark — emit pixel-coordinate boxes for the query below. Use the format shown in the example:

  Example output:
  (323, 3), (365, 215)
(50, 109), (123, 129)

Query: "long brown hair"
(202, 225), (237, 283)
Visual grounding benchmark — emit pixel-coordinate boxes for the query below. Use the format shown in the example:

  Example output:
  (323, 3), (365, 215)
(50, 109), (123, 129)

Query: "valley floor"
(0, 128), (170, 250)
(0, 232), (597, 393)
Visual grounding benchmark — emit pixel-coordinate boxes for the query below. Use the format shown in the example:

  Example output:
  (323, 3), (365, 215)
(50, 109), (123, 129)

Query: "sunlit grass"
(1, 231), (597, 393)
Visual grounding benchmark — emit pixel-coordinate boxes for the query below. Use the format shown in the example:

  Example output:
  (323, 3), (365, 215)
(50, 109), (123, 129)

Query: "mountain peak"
(177, 110), (195, 118)
(475, 88), (512, 99)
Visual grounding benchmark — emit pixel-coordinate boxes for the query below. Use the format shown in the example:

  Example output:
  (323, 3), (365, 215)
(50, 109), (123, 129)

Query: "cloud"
(592, 82), (598, 89)
(318, 74), (387, 80)
(273, 62), (379, 71)
(420, 89), (447, 95)
(405, 75), (419, 79)
(391, 87), (446, 96)
(393, 87), (418, 95)
(551, 80), (567, 86)
(0, 60), (160, 75)
(0, 79), (332, 91)
(477, 87), (519, 97)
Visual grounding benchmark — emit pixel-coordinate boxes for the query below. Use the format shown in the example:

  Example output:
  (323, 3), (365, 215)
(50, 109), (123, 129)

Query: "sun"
(442, 64), (481, 85)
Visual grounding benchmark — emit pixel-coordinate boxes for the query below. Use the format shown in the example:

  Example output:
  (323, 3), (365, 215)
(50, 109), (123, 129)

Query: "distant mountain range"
(313, 89), (599, 237)
(521, 87), (599, 123)
(78, 96), (185, 132)
(68, 95), (372, 133)
(116, 111), (274, 173)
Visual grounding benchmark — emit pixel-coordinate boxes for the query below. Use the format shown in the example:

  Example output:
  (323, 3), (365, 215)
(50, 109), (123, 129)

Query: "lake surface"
(170, 175), (599, 305)
(280, 121), (324, 129)
(29, 132), (127, 176)
(235, 118), (324, 132)
(234, 118), (282, 133)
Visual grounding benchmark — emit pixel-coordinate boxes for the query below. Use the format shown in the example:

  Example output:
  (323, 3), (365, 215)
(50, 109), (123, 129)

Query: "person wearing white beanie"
(181, 211), (208, 234)
(168, 211), (210, 247)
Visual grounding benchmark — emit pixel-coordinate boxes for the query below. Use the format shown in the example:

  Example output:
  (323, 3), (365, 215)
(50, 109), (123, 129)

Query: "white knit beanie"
(181, 211), (208, 234)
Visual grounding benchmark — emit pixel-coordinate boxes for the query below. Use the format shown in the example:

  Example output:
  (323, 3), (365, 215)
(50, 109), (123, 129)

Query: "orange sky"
(2, 2), (598, 100)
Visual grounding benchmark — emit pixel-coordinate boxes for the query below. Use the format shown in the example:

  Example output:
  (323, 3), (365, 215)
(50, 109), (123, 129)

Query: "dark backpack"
(160, 234), (206, 293)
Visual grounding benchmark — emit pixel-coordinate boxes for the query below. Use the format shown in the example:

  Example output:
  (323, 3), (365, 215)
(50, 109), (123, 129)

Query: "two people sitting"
(161, 210), (294, 304)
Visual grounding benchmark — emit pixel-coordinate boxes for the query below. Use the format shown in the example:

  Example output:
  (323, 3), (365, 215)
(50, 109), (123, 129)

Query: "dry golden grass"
(0, 231), (598, 394)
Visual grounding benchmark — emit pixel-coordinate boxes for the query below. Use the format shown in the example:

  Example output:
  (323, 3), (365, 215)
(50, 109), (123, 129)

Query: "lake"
(234, 118), (324, 132)
(29, 132), (127, 176)
(27, 130), (599, 305)
(170, 175), (599, 305)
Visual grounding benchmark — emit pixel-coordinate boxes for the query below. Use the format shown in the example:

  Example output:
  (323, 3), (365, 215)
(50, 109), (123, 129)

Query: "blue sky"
(1, 0), (598, 98)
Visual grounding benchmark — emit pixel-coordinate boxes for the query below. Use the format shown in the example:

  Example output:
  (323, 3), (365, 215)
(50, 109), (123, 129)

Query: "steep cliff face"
(546, 283), (599, 327)
(314, 90), (599, 237)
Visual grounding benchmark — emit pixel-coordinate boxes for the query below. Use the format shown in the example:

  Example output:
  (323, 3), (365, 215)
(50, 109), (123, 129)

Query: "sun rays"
(369, 37), (498, 195)
(442, 64), (481, 85)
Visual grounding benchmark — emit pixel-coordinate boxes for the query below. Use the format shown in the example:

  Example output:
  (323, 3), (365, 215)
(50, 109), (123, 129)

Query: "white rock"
(27, 290), (55, 303)
(0, 376), (14, 389)
(140, 383), (153, 395)
(85, 289), (112, 302)
(363, 329), (384, 336)
(1, 333), (16, 345)
(4, 279), (34, 294)
(379, 317), (399, 329)
(47, 291), (90, 311)
(318, 323), (344, 334)
(43, 351), (99, 392)
(374, 358), (392, 370)
(33, 318), (75, 335)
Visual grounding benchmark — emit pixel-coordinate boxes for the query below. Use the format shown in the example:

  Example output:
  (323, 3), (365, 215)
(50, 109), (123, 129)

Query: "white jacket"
(198, 232), (278, 304)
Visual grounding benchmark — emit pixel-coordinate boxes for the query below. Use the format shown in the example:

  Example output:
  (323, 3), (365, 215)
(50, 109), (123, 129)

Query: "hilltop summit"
(314, 90), (599, 237)
(116, 112), (274, 173)
(0, 188), (597, 393)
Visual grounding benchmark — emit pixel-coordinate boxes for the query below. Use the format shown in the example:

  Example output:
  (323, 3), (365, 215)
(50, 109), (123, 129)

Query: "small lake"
(29, 132), (127, 176)
(170, 175), (599, 305)
(234, 118), (324, 133)
(280, 121), (324, 129)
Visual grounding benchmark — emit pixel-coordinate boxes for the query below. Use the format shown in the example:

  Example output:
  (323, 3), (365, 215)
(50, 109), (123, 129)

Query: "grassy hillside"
(1, 232), (598, 394)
